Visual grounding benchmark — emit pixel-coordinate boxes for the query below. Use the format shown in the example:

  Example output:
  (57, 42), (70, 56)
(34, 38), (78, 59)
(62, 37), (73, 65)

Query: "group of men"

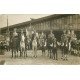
(60, 30), (77, 60)
(4, 28), (78, 61)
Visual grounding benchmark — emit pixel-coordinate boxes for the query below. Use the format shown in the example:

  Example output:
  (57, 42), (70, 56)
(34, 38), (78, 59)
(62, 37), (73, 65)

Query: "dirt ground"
(0, 49), (80, 65)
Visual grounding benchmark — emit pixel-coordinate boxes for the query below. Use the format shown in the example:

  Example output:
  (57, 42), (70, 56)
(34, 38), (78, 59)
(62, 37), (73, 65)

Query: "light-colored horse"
(20, 33), (27, 57)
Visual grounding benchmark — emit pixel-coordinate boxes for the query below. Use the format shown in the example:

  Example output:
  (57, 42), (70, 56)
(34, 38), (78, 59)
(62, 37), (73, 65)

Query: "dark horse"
(11, 35), (19, 58)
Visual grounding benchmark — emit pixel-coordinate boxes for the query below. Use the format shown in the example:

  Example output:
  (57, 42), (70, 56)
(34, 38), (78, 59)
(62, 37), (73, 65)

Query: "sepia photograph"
(0, 14), (80, 65)
(0, 0), (80, 80)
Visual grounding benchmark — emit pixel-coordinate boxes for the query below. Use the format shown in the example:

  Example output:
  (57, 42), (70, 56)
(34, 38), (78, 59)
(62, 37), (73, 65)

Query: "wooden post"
(7, 15), (10, 36)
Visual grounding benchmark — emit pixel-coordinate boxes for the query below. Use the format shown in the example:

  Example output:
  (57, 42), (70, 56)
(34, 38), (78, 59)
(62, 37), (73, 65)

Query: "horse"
(11, 35), (19, 58)
(20, 33), (27, 58)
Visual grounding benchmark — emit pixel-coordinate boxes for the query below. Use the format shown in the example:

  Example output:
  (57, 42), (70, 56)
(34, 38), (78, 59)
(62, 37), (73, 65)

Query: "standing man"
(11, 28), (19, 58)
(41, 39), (46, 56)
(52, 37), (58, 60)
(47, 30), (55, 58)
(61, 30), (67, 59)
(39, 32), (46, 45)
(63, 38), (69, 60)
(32, 37), (37, 58)
(25, 28), (29, 56)
(66, 30), (71, 54)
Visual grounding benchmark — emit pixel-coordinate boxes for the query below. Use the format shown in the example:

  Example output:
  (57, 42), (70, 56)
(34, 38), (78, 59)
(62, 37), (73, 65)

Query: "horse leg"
(61, 47), (64, 59)
(42, 49), (45, 57)
(6, 46), (8, 51)
(12, 49), (13, 58)
(23, 50), (26, 58)
(16, 49), (18, 58)
(55, 49), (58, 60)
(15, 50), (16, 58)
(7, 46), (9, 51)
(20, 50), (21, 57)
(9, 44), (10, 51)
(25, 49), (27, 57)
(34, 47), (37, 58)
(20, 48), (22, 57)
(41, 47), (43, 56)
(50, 49), (52, 58)
(47, 46), (49, 57)
(42, 51), (43, 56)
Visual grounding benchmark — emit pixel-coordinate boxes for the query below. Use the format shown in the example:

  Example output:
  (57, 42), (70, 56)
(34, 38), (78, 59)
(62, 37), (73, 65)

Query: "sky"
(0, 14), (50, 28)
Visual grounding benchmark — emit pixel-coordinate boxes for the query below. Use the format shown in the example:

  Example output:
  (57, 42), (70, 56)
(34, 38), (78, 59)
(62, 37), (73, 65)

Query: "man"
(52, 37), (58, 60)
(39, 32), (46, 49)
(61, 30), (67, 59)
(48, 31), (55, 39)
(70, 30), (77, 41)
(66, 30), (71, 54)
(32, 30), (36, 41)
(40, 32), (46, 40)
(41, 39), (46, 56)
(13, 28), (18, 37)
(67, 30), (71, 41)
(25, 28), (29, 56)
(47, 31), (55, 58)
(11, 28), (19, 58)
(25, 28), (29, 39)
(63, 39), (69, 60)
(32, 37), (37, 58)
(21, 30), (25, 42)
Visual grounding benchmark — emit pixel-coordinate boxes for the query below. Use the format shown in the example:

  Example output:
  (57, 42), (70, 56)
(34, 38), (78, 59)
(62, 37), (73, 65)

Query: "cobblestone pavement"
(0, 49), (80, 65)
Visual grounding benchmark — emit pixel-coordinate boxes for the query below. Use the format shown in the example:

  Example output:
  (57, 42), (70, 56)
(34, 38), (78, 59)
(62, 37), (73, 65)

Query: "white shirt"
(20, 41), (25, 48)
(13, 32), (18, 37)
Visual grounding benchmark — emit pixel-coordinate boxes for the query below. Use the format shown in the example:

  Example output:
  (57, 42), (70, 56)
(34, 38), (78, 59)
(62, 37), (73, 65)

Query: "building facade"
(1, 14), (80, 40)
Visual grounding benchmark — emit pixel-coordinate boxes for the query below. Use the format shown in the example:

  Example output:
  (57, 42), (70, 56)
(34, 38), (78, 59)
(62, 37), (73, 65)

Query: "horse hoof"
(66, 59), (68, 61)
(63, 59), (65, 61)
(11, 57), (13, 59)
(61, 57), (63, 59)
